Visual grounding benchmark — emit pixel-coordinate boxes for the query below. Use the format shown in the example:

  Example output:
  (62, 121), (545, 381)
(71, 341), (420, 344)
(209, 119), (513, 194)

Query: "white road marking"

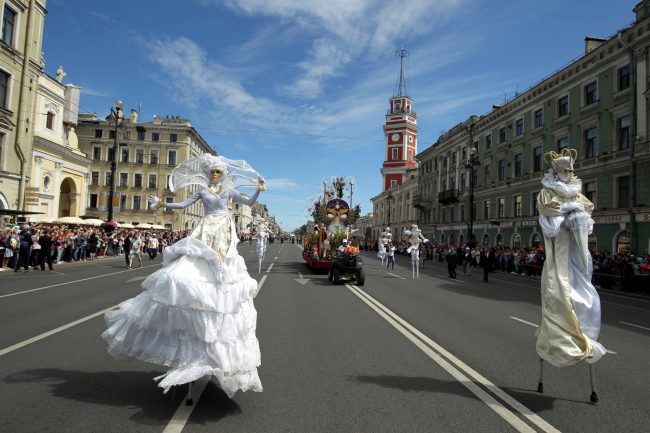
(0, 265), (158, 299)
(510, 316), (539, 328)
(348, 284), (560, 433)
(387, 273), (406, 280)
(619, 321), (650, 331)
(266, 263), (274, 273)
(0, 305), (118, 357)
(162, 375), (210, 433)
(254, 275), (267, 298)
(511, 316), (617, 354)
(295, 272), (310, 285)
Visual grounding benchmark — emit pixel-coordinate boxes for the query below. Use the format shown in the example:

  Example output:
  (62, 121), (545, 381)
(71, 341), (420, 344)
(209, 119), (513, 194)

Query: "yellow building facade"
(0, 0), (47, 216)
(75, 112), (214, 230)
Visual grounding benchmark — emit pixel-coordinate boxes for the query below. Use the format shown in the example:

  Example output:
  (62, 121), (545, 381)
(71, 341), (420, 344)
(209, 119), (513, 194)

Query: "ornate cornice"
(33, 136), (91, 164)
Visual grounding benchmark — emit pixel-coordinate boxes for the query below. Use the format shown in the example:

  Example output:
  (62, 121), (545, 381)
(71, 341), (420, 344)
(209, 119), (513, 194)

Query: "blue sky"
(43, 0), (639, 231)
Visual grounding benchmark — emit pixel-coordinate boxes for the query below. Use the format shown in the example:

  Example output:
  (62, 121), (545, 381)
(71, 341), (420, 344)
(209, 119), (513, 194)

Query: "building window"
(532, 192), (539, 216)
(121, 148), (129, 163)
(2, 6), (16, 45)
(105, 172), (112, 186)
(136, 149), (144, 163)
(109, 130), (116, 139)
(461, 147), (467, 161)
(499, 127), (507, 143)
(514, 153), (523, 177)
(107, 147), (114, 162)
(170, 133), (177, 142)
(91, 171), (99, 186)
(167, 150), (176, 166)
(166, 175), (172, 190)
(497, 197), (505, 218)
(89, 194), (98, 208)
(137, 129), (145, 140)
(514, 195), (522, 217)
(618, 65), (630, 91)
(585, 127), (598, 158)
(618, 115), (631, 150)
(134, 173), (142, 188)
(483, 200), (491, 219)
(119, 173), (128, 187)
(148, 174), (157, 189)
(120, 194), (127, 210)
(533, 146), (543, 172)
(485, 134), (492, 150)
(557, 137), (569, 151)
(133, 196), (141, 210)
(515, 118), (524, 136)
(392, 148), (398, 160)
(152, 132), (160, 142)
(0, 70), (8, 109)
(584, 181), (596, 206)
(95, 129), (103, 138)
(460, 173), (466, 193)
(390, 179), (397, 188)
(498, 159), (506, 182)
(483, 164), (491, 186)
(617, 176), (630, 208)
(534, 108), (543, 128)
(92, 147), (101, 161)
(46, 112), (55, 130)
(150, 150), (158, 164)
(558, 95), (569, 117)
(584, 81), (598, 105)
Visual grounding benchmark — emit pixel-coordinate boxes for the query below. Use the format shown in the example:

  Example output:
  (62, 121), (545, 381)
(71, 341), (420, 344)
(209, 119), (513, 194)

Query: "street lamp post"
(107, 99), (124, 222)
(465, 147), (480, 246)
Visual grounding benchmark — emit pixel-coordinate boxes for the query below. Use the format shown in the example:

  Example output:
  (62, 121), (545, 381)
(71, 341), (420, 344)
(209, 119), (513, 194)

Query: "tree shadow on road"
(4, 368), (241, 425)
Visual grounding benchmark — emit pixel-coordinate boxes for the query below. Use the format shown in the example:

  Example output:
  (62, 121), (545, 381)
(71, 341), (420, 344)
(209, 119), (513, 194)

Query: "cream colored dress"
(536, 173), (606, 367)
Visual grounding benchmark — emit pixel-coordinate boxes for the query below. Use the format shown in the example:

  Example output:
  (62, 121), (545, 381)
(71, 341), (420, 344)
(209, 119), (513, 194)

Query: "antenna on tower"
(394, 48), (409, 97)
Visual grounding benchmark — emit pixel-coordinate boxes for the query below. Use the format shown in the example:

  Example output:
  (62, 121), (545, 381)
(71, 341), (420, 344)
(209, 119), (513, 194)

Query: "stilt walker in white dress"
(377, 227), (391, 268)
(102, 154), (265, 401)
(403, 224), (428, 279)
(254, 218), (273, 273)
(535, 149), (606, 402)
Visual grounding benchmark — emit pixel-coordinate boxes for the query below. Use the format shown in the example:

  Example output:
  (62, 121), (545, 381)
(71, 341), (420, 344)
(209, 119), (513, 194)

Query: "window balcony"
(438, 189), (459, 205)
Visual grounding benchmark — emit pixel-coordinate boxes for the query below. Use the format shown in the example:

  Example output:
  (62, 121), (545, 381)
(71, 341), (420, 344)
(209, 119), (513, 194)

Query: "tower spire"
(394, 48), (409, 97)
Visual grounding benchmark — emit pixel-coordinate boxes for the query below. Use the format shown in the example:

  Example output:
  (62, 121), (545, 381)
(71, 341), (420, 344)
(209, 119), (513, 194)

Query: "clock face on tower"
(391, 133), (400, 142)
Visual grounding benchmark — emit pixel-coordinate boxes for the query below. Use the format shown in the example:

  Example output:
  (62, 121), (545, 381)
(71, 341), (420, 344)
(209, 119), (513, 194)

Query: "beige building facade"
(76, 112), (214, 230)
(0, 0), (47, 215)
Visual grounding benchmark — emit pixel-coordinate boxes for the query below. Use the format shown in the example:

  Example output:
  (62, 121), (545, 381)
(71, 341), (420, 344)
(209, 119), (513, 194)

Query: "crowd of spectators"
(361, 239), (649, 294)
(0, 222), (193, 272)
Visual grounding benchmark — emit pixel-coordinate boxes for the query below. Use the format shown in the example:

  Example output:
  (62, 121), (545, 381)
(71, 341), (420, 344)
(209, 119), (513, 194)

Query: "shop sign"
(593, 215), (624, 224)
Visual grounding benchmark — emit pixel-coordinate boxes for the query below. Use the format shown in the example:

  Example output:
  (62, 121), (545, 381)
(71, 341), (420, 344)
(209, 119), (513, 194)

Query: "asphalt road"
(0, 243), (648, 433)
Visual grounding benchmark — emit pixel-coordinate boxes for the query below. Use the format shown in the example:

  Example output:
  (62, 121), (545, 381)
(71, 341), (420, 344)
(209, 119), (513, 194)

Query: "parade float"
(303, 177), (363, 284)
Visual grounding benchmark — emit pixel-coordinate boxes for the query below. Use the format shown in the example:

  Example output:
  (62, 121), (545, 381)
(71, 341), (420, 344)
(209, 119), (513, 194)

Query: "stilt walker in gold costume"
(535, 148), (606, 403)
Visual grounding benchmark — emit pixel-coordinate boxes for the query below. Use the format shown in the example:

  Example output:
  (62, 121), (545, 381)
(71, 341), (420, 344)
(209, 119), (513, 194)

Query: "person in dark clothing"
(480, 247), (494, 282)
(123, 232), (132, 268)
(14, 228), (33, 272)
(447, 247), (457, 278)
(38, 229), (54, 271)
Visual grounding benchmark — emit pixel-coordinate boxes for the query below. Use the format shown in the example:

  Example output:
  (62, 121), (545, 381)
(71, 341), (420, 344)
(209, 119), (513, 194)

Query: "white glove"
(559, 201), (584, 214)
(147, 195), (160, 210)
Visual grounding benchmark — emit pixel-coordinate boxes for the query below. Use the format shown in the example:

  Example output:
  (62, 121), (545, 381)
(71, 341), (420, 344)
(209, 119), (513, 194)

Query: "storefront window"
(616, 230), (630, 254)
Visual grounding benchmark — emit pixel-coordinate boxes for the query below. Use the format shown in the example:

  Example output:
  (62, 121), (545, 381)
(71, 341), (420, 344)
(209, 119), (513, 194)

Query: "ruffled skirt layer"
(102, 216), (262, 397)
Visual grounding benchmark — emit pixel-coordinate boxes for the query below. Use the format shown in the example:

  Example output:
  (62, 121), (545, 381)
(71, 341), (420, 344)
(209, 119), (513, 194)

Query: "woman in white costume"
(102, 154), (265, 398)
(254, 218), (273, 273)
(403, 224), (428, 279)
(536, 149), (606, 367)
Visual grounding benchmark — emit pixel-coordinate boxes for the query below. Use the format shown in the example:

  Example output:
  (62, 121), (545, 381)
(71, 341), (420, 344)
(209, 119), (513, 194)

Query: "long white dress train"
(102, 188), (263, 398)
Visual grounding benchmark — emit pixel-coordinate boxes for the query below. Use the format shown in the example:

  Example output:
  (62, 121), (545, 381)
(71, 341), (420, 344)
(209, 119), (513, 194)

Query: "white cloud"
(265, 178), (298, 189)
(203, 0), (466, 99)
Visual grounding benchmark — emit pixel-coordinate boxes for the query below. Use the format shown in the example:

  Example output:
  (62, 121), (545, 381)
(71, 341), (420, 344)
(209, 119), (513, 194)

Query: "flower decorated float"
(303, 177), (361, 278)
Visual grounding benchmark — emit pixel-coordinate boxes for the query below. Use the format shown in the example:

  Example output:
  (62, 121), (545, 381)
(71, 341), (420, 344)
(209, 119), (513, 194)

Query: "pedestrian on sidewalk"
(38, 229), (54, 271)
(446, 247), (457, 278)
(14, 226), (32, 272)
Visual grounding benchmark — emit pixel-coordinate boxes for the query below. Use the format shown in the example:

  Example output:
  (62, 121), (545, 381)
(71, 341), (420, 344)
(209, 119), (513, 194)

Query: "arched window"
(512, 233), (521, 249)
(496, 233), (504, 247)
(482, 234), (490, 247)
(531, 232), (542, 248)
(440, 233), (446, 244)
(588, 232), (597, 253)
(459, 234), (464, 246)
(616, 230), (631, 254)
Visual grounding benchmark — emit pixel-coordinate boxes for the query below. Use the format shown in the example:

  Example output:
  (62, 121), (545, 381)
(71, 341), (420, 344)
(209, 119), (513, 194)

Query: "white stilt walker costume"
(403, 224), (428, 279)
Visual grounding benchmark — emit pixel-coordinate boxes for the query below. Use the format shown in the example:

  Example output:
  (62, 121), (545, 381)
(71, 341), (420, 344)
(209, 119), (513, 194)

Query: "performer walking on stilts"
(102, 154), (266, 399)
(535, 148), (606, 402)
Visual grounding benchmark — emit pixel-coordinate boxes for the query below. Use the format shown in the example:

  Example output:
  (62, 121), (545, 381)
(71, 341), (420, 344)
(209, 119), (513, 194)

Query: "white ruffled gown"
(102, 187), (263, 397)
